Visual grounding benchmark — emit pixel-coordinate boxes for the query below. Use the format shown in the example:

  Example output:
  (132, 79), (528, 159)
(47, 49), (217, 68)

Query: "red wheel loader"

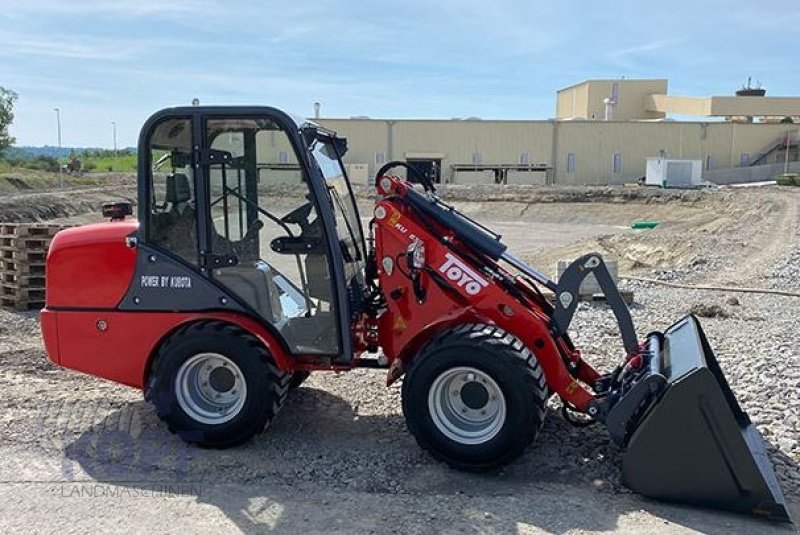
(41, 107), (790, 522)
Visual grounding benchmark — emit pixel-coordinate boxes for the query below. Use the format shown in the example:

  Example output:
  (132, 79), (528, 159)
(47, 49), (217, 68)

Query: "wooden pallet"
(1, 284), (45, 301)
(0, 224), (62, 311)
(0, 296), (44, 311)
(0, 259), (45, 276)
(0, 223), (64, 238)
(1, 272), (45, 287)
(0, 249), (47, 263)
(0, 236), (52, 250)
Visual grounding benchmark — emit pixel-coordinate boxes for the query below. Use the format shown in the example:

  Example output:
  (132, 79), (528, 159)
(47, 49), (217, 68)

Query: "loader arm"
(550, 253), (639, 356)
(372, 167), (790, 522)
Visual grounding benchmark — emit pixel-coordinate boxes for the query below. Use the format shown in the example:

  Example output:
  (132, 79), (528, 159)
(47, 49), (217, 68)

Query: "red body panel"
(41, 175), (601, 412)
(46, 221), (139, 308)
(41, 309), (294, 389)
(372, 176), (600, 410)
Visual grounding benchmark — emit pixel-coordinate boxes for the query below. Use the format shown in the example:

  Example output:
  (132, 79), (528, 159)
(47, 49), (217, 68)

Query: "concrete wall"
(705, 161), (800, 184)
(319, 119), (552, 184)
(318, 118), (799, 186)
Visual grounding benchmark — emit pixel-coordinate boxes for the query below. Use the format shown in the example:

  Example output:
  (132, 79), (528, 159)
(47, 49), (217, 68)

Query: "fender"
(42, 309), (294, 390)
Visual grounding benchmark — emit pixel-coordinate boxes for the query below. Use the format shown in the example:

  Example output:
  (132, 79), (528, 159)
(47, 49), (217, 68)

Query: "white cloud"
(610, 40), (678, 60)
(0, 0), (209, 18)
(7, 37), (137, 60)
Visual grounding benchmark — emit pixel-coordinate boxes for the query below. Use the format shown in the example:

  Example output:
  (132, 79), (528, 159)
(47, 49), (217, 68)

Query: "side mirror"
(102, 201), (133, 221)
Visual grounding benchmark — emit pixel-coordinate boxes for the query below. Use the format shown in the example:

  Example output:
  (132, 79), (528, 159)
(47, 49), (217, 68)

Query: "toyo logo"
(439, 253), (489, 295)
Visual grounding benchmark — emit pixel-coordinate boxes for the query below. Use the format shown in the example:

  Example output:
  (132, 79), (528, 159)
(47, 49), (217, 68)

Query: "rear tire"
(146, 321), (290, 448)
(289, 371), (310, 390)
(402, 324), (547, 471)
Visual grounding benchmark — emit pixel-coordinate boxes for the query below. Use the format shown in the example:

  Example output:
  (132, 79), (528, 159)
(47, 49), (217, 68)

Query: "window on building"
(613, 152), (622, 174)
(566, 152), (576, 174)
(520, 152), (529, 165)
(739, 153), (750, 166)
(472, 152), (482, 164)
(278, 151), (288, 164)
(375, 152), (386, 165)
(706, 155), (716, 170)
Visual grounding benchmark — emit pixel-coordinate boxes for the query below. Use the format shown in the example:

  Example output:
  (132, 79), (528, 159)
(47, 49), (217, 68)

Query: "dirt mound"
(523, 187), (796, 285)
(687, 302), (730, 318)
(0, 171), (136, 224)
(0, 189), (136, 224)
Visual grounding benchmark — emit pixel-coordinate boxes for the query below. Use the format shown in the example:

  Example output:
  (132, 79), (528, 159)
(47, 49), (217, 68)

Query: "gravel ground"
(0, 183), (798, 532)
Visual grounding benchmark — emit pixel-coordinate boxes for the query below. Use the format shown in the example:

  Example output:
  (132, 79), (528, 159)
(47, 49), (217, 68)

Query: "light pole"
(54, 107), (62, 186)
(111, 121), (117, 163)
(785, 124), (793, 175)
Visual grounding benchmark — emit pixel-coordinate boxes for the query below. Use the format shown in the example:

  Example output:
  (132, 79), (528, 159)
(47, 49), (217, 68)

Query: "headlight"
(406, 240), (425, 270)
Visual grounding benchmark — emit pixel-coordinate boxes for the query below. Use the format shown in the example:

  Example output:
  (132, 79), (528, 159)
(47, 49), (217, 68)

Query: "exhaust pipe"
(603, 315), (791, 522)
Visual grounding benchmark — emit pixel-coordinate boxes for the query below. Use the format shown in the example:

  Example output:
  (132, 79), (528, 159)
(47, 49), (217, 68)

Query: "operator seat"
(155, 173), (198, 262)
(157, 174), (277, 323)
(166, 172), (192, 214)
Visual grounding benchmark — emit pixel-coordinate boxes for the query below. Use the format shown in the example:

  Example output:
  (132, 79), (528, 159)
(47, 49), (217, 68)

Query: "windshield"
(310, 139), (365, 270)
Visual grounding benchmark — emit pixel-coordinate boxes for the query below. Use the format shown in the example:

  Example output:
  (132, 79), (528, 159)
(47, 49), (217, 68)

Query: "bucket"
(605, 316), (791, 522)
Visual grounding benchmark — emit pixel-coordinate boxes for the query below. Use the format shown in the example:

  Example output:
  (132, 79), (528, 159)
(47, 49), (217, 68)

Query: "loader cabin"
(139, 108), (366, 361)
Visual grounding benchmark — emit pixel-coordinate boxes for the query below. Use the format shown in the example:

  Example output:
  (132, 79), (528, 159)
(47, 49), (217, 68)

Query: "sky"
(2, 0), (799, 148)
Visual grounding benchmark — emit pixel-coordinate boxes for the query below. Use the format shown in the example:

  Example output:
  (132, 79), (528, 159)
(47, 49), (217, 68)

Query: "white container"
(645, 158), (702, 188)
(346, 163), (370, 185)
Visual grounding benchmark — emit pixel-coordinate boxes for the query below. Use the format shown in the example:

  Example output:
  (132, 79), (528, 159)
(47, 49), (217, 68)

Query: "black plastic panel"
(118, 244), (246, 313)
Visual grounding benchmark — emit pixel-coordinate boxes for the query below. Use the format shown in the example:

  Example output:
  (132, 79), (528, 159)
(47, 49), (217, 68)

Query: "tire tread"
(147, 320), (289, 448)
(403, 323), (549, 470)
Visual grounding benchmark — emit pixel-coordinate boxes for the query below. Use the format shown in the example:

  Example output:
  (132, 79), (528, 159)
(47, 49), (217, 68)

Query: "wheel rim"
(428, 366), (506, 445)
(174, 353), (247, 425)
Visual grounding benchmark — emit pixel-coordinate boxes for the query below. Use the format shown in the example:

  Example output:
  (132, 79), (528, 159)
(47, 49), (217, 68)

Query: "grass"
(79, 153), (137, 173)
(0, 166), (136, 195)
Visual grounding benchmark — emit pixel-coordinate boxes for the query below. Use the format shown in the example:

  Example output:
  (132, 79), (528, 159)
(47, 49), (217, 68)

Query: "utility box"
(346, 164), (370, 185)
(452, 170), (495, 185)
(555, 258), (632, 304)
(557, 259), (619, 295)
(645, 158), (702, 188)
(506, 169), (547, 185)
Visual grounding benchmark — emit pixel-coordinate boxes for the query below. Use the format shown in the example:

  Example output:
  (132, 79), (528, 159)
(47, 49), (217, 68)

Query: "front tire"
(147, 321), (290, 448)
(402, 324), (548, 470)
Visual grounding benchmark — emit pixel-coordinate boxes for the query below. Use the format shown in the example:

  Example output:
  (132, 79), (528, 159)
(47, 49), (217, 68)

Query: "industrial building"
(316, 79), (800, 186)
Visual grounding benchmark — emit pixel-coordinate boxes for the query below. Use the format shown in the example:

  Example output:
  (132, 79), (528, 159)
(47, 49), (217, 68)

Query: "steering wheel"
(374, 161), (437, 194)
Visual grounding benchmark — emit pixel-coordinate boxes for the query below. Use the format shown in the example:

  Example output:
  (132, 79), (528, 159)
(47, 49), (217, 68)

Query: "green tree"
(0, 86), (18, 156)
